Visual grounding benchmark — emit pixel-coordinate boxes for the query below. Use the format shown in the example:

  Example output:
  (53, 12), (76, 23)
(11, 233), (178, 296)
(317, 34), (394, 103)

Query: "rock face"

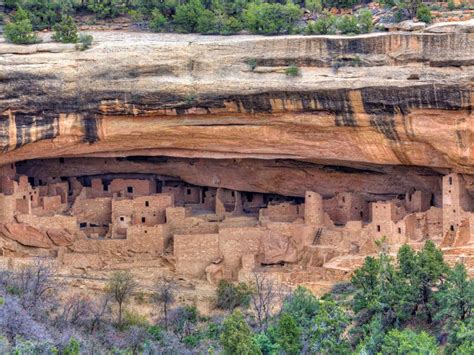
(0, 26), (473, 182)
(0, 224), (52, 248)
(0, 23), (473, 289)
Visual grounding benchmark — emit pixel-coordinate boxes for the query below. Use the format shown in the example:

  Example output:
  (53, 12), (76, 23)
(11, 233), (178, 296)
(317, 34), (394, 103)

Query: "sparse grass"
(246, 58), (257, 71)
(185, 92), (197, 105)
(332, 55), (363, 73)
(77, 33), (93, 51)
(285, 64), (300, 77)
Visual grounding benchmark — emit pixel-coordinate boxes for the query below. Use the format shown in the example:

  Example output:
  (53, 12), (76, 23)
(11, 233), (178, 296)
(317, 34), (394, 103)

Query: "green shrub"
(220, 310), (261, 355)
(305, 13), (336, 34)
(63, 337), (80, 355)
(149, 9), (167, 32)
(394, 9), (405, 23)
(4, 7), (40, 44)
(87, 0), (128, 19)
(378, 0), (396, 6)
(336, 14), (359, 35)
(77, 33), (93, 51)
(276, 313), (301, 354)
(445, 319), (474, 354)
(282, 286), (320, 327)
(448, 0), (456, 11)
(173, 0), (206, 33)
(308, 300), (350, 353)
(10, 0), (74, 30)
(285, 65), (300, 77)
(255, 332), (279, 355)
(216, 280), (253, 310)
(416, 4), (432, 23)
(244, 2), (302, 35)
(137, 0), (180, 17)
(169, 305), (199, 337)
(52, 15), (78, 43)
(357, 8), (373, 34)
(122, 309), (149, 329)
(305, 0), (323, 13)
(206, 322), (222, 340)
(323, 0), (363, 9)
(435, 263), (473, 324)
(246, 58), (258, 71)
(12, 339), (58, 354)
(148, 325), (164, 341)
(128, 9), (144, 23)
(183, 333), (203, 348)
(380, 329), (438, 354)
(5, 0), (19, 9)
(196, 10), (242, 35)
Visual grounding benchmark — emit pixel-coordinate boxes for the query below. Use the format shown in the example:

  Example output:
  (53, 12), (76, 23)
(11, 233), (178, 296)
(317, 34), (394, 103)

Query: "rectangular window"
(79, 222), (87, 229)
(141, 217), (146, 223)
(377, 225), (381, 232)
(145, 201), (149, 207)
(127, 186), (133, 193)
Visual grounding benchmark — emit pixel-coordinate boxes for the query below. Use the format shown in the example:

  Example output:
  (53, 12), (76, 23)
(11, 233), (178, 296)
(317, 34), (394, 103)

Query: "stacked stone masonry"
(0, 160), (473, 289)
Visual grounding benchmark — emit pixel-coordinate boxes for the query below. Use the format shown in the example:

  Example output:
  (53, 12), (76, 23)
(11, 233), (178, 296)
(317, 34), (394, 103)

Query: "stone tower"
(442, 173), (471, 235)
(304, 191), (323, 226)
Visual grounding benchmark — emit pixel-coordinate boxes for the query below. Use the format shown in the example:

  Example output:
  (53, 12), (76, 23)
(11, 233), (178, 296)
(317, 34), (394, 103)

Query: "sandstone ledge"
(0, 23), (472, 178)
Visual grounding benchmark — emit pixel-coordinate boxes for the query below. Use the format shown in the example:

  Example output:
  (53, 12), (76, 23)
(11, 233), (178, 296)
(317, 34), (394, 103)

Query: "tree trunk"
(118, 302), (123, 328)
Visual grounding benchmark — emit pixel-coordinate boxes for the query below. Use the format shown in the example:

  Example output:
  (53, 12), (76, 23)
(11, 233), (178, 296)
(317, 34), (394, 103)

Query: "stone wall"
(174, 233), (220, 278)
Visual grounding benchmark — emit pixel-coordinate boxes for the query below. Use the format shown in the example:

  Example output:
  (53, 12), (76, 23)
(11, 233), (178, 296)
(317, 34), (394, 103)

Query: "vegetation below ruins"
(2, 0), (473, 44)
(0, 240), (472, 354)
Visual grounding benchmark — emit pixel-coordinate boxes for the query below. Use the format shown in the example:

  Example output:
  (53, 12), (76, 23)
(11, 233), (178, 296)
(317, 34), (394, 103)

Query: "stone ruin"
(0, 158), (472, 292)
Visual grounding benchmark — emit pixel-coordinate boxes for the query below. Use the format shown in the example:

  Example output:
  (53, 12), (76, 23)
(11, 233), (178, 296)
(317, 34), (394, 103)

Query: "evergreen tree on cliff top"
(4, 7), (39, 44)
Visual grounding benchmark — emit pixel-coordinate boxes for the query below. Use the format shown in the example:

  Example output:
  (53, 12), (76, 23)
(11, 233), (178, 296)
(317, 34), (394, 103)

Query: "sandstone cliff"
(1, 22), (473, 198)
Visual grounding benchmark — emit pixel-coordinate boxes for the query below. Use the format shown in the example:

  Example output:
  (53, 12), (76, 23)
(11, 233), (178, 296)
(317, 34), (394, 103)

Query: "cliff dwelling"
(0, 155), (472, 291)
(1, 0), (473, 351)
(0, 26), (473, 293)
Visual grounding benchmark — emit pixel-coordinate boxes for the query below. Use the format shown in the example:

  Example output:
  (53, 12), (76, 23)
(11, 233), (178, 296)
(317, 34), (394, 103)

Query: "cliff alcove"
(0, 24), (473, 291)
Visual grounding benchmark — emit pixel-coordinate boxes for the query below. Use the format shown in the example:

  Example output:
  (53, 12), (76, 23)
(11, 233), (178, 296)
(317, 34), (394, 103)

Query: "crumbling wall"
(218, 227), (264, 279)
(174, 233), (220, 277)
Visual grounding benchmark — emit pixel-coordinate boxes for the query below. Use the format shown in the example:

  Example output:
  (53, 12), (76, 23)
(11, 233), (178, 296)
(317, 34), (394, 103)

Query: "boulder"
(259, 233), (297, 265)
(46, 229), (75, 247)
(425, 19), (474, 33)
(0, 223), (52, 248)
(395, 20), (426, 31)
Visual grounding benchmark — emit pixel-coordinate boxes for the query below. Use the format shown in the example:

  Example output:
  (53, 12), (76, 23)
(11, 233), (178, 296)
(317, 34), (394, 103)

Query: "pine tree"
(4, 7), (39, 44)
(309, 300), (350, 354)
(276, 313), (301, 355)
(380, 329), (438, 354)
(415, 240), (448, 323)
(52, 15), (78, 43)
(220, 310), (261, 355)
(436, 263), (473, 323)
